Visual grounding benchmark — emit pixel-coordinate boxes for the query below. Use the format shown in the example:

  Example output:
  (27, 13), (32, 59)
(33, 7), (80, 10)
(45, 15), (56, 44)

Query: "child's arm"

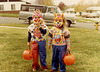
(27, 32), (31, 47)
(39, 28), (47, 35)
(65, 34), (70, 52)
(48, 33), (52, 49)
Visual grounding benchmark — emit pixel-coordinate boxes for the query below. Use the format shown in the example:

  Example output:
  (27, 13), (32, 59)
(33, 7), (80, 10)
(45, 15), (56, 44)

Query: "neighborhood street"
(0, 17), (26, 24)
(71, 22), (98, 30)
(0, 17), (100, 30)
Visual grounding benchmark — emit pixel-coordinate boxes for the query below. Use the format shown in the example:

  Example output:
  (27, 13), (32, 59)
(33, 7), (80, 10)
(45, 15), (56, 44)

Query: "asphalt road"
(71, 22), (99, 30)
(0, 17), (100, 30)
(0, 17), (27, 24)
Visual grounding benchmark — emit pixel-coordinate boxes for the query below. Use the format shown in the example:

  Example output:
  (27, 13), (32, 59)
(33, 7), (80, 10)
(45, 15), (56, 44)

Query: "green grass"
(0, 27), (100, 72)
(0, 23), (29, 27)
(0, 13), (19, 17)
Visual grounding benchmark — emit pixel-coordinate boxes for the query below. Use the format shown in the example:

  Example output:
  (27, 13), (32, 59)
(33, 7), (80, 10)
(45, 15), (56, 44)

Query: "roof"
(21, 4), (46, 7)
(87, 7), (100, 11)
(66, 8), (74, 11)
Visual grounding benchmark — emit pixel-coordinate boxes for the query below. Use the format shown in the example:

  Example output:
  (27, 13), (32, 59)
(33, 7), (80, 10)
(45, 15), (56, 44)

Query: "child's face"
(54, 13), (64, 28)
(33, 11), (42, 24)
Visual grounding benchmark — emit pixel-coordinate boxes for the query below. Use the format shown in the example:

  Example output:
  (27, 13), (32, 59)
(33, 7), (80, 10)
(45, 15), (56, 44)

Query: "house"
(0, 0), (26, 14)
(65, 8), (76, 14)
(87, 7), (100, 13)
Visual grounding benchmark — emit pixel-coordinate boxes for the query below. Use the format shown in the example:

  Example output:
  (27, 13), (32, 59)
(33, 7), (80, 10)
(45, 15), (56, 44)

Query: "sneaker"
(42, 66), (45, 69)
(43, 69), (48, 71)
(50, 69), (55, 72)
(42, 66), (48, 69)
(50, 69), (58, 72)
(33, 68), (37, 72)
(44, 66), (48, 69)
(42, 66), (48, 71)
(36, 65), (40, 70)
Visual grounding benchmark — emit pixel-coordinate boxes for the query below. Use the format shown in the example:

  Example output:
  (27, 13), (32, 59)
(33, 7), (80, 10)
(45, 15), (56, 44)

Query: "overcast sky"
(54, 0), (98, 5)
(22, 0), (98, 5)
(54, 0), (81, 5)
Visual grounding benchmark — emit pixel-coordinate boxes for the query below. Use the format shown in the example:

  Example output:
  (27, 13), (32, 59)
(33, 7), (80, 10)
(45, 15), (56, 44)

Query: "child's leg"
(58, 45), (67, 72)
(31, 41), (40, 70)
(51, 45), (59, 71)
(38, 40), (48, 69)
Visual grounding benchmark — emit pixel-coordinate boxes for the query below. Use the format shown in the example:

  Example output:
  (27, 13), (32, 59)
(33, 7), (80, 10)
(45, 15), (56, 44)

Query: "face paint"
(54, 13), (64, 28)
(33, 10), (42, 23)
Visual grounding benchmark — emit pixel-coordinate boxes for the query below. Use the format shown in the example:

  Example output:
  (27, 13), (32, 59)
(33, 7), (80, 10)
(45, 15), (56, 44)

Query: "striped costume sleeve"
(64, 28), (70, 48)
(48, 37), (52, 46)
(48, 28), (53, 46)
(65, 38), (70, 46)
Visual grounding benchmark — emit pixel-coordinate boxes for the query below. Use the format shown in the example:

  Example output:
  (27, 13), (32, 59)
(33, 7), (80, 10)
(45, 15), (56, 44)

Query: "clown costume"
(27, 10), (48, 71)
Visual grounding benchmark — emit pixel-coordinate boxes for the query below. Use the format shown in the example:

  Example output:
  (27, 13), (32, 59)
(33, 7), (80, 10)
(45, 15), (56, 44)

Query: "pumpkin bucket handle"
(66, 51), (70, 55)
(27, 46), (30, 50)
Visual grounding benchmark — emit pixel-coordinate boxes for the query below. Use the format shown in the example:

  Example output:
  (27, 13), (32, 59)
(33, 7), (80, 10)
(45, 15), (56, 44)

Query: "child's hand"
(27, 42), (30, 47)
(36, 22), (40, 28)
(48, 45), (50, 49)
(67, 47), (70, 52)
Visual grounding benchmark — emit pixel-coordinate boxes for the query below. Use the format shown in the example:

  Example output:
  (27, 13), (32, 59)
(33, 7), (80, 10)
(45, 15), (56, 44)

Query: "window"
(11, 4), (15, 10)
(48, 8), (55, 13)
(35, 7), (44, 13)
(21, 6), (29, 11)
(0, 5), (4, 10)
(29, 7), (35, 12)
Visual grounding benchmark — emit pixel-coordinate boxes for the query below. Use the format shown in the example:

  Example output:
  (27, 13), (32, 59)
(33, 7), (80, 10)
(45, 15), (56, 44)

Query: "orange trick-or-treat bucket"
(63, 53), (75, 65)
(23, 49), (33, 60)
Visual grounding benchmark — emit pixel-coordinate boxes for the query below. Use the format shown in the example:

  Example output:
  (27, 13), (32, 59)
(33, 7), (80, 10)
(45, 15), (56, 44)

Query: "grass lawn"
(0, 13), (19, 18)
(0, 27), (100, 72)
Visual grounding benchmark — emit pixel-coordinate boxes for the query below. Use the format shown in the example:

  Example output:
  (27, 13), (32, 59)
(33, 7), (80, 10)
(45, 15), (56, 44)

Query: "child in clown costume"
(48, 13), (70, 72)
(27, 10), (48, 71)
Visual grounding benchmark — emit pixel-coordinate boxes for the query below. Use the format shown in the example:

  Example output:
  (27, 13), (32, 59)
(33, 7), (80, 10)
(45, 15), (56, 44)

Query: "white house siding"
(87, 7), (100, 13)
(0, 2), (26, 11)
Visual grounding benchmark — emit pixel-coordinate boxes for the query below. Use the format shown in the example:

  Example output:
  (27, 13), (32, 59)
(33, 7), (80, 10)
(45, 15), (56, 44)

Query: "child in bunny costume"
(48, 13), (70, 72)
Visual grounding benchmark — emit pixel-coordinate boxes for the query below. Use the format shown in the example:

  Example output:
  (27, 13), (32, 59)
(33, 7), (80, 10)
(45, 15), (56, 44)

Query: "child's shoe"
(50, 69), (55, 72)
(42, 66), (48, 71)
(50, 69), (58, 72)
(43, 69), (48, 71)
(44, 66), (48, 69)
(33, 68), (37, 72)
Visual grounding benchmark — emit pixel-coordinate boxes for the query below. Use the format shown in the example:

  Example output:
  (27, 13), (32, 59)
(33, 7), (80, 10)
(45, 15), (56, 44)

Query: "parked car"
(85, 13), (99, 18)
(97, 11), (100, 16)
(82, 12), (89, 18)
(19, 4), (76, 27)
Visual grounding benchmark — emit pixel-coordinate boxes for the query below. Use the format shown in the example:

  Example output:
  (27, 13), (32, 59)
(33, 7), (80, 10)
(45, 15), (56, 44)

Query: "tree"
(58, 2), (68, 11)
(95, 0), (100, 6)
(74, 0), (89, 14)
(35, 0), (54, 6)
